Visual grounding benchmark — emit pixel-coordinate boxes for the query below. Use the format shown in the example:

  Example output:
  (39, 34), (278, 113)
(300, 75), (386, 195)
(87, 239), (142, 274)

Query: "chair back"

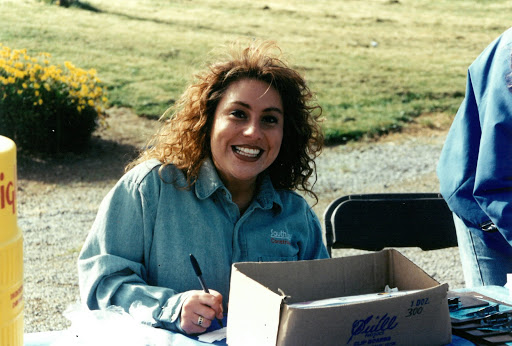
(323, 193), (457, 256)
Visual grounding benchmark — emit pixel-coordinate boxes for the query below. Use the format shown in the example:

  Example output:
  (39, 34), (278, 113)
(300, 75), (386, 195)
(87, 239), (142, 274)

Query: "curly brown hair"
(127, 40), (323, 200)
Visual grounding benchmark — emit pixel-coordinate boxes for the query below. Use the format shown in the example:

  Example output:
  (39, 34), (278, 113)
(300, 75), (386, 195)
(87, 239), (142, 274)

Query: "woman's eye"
(230, 110), (245, 118)
(262, 115), (279, 124)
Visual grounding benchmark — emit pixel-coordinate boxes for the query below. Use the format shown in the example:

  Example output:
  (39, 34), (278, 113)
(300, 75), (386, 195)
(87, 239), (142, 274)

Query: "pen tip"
(189, 254), (202, 276)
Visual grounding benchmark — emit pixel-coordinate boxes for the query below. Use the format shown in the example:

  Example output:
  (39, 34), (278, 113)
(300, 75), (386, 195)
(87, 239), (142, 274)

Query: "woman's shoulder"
(122, 159), (162, 184)
(122, 159), (185, 187)
(275, 188), (314, 210)
(273, 190), (320, 226)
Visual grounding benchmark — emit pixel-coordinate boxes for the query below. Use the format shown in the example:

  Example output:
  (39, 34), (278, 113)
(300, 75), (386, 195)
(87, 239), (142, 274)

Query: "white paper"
(49, 302), (173, 345)
(505, 273), (512, 295)
(197, 327), (227, 343)
(288, 289), (421, 309)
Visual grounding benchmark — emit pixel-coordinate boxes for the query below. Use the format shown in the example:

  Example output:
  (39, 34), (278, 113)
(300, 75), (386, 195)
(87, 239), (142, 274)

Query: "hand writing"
(180, 290), (223, 334)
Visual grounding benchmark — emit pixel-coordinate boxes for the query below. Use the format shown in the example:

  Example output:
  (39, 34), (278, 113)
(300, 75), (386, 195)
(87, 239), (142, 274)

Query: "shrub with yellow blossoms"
(0, 44), (108, 153)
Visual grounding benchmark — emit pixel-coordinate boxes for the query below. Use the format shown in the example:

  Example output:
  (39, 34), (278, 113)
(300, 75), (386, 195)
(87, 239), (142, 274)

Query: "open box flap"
(231, 250), (439, 304)
(227, 263), (285, 346)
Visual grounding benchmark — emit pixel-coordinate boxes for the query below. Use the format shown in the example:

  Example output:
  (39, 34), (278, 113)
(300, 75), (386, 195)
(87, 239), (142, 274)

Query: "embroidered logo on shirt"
(271, 229), (291, 245)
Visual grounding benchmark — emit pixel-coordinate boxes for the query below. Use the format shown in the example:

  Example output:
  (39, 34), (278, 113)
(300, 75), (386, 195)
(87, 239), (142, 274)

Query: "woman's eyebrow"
(232, 101), (251, 109)
(264, 107), (283, 115)
(232, 101), (283, 114)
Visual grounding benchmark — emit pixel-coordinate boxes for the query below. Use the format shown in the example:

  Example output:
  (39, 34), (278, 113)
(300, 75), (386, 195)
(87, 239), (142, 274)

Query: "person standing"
(437, 27), (512, 287)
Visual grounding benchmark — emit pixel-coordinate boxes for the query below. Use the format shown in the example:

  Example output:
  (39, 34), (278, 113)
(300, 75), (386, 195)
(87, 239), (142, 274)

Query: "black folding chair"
(323, 193), (457, 257)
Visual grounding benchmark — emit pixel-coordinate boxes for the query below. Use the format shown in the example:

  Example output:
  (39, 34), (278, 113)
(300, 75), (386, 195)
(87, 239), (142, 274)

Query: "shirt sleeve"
(472, 30), (512, 241)
(438, 72), (489, 226)
(77, 173), (186, 332)
(299, 207), (330, 260)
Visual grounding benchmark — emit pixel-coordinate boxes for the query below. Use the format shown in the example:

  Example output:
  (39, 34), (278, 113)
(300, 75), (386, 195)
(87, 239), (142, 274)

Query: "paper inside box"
(288, 288), (422, 309)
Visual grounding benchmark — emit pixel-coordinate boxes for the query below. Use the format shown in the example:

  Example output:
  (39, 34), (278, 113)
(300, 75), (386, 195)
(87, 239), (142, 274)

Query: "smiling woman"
(209, 78), (284, 212)
(128, 40), (324, 200)
(77, 40), (328, 336)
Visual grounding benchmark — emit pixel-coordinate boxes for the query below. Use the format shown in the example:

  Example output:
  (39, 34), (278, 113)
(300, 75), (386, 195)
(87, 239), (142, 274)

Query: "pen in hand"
(189, 254), (224, 328)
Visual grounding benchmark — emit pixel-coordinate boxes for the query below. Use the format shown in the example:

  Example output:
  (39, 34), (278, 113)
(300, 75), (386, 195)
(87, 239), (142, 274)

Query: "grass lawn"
(1, 0), (511, 143)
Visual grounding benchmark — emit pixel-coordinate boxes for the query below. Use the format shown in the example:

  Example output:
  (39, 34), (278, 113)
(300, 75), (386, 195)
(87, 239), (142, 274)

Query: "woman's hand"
(180, 290), (224, 334)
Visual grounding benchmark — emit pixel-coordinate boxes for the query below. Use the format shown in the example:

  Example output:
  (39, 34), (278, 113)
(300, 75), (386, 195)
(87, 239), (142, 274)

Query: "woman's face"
(210, 78), (284, 189)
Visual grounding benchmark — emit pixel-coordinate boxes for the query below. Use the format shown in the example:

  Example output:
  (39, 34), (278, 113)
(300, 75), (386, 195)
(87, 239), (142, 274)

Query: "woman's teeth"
(234, 146), (261, 158)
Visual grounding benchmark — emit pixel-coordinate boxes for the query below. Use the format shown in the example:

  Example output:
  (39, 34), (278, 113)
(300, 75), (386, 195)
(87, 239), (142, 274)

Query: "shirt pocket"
(258, 255), (298, 262)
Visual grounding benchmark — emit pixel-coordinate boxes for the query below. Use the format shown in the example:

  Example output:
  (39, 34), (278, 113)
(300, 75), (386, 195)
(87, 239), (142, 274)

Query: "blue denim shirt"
(78, 158), (328, 331)
(437, 27), (512, 236)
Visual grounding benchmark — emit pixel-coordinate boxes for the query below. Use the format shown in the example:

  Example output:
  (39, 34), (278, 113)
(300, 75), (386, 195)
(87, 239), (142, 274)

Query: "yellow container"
(0, 136), (23, 346)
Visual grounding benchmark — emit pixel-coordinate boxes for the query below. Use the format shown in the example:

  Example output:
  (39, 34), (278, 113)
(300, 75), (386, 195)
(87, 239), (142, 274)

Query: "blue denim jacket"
(78, 158), (328, 331)
(437, 27), (512, 236)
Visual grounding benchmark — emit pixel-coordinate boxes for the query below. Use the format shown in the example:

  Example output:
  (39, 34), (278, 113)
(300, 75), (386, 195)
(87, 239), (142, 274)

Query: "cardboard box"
(227, 249), (451, 346)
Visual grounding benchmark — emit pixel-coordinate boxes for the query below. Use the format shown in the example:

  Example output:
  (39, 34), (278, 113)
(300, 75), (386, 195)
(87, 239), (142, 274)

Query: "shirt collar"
(195, 158), (224, 200)
(195, 158), (283, 212)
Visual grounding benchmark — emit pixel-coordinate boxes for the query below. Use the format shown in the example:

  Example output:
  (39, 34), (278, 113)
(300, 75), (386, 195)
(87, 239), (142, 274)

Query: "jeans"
(454, 213), (512, 287)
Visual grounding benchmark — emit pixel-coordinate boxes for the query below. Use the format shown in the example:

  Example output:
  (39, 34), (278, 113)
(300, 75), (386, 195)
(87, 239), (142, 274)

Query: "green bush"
(0, 44), (108, 153)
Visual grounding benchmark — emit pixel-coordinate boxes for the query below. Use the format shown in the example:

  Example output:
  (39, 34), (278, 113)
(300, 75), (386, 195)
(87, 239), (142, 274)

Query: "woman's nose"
(243, 121), (262, 139)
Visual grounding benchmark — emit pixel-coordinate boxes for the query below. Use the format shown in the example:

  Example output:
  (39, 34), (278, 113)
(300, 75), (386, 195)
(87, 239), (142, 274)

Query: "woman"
(437, 27), (512, 287)
(78, 40), (329, 335)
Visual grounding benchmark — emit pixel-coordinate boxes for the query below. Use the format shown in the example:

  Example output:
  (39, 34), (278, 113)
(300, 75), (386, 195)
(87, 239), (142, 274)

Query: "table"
(24, 317), (228, 346)
(23, 329), (222, 346)
(24, 286), (512, 346)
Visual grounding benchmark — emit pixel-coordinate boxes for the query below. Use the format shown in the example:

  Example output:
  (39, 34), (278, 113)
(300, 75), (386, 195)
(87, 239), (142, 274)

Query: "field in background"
(1, 0), (511, 143)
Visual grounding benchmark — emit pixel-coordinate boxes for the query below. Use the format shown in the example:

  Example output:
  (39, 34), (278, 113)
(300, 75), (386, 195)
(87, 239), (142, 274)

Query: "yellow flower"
(22, 83), (28, 89)
(35, 90), (40, 97)
(64, 61), (75, 70)
(14, 70), (25, 79)
(17, 89), (22, 95)
(80, 84), (89, 95)
(38, 99), (43, 105)
(87, 99), (95, 107)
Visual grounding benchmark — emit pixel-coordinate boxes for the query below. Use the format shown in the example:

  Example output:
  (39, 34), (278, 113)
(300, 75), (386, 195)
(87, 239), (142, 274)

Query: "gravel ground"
(18, 109), (464, 333)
